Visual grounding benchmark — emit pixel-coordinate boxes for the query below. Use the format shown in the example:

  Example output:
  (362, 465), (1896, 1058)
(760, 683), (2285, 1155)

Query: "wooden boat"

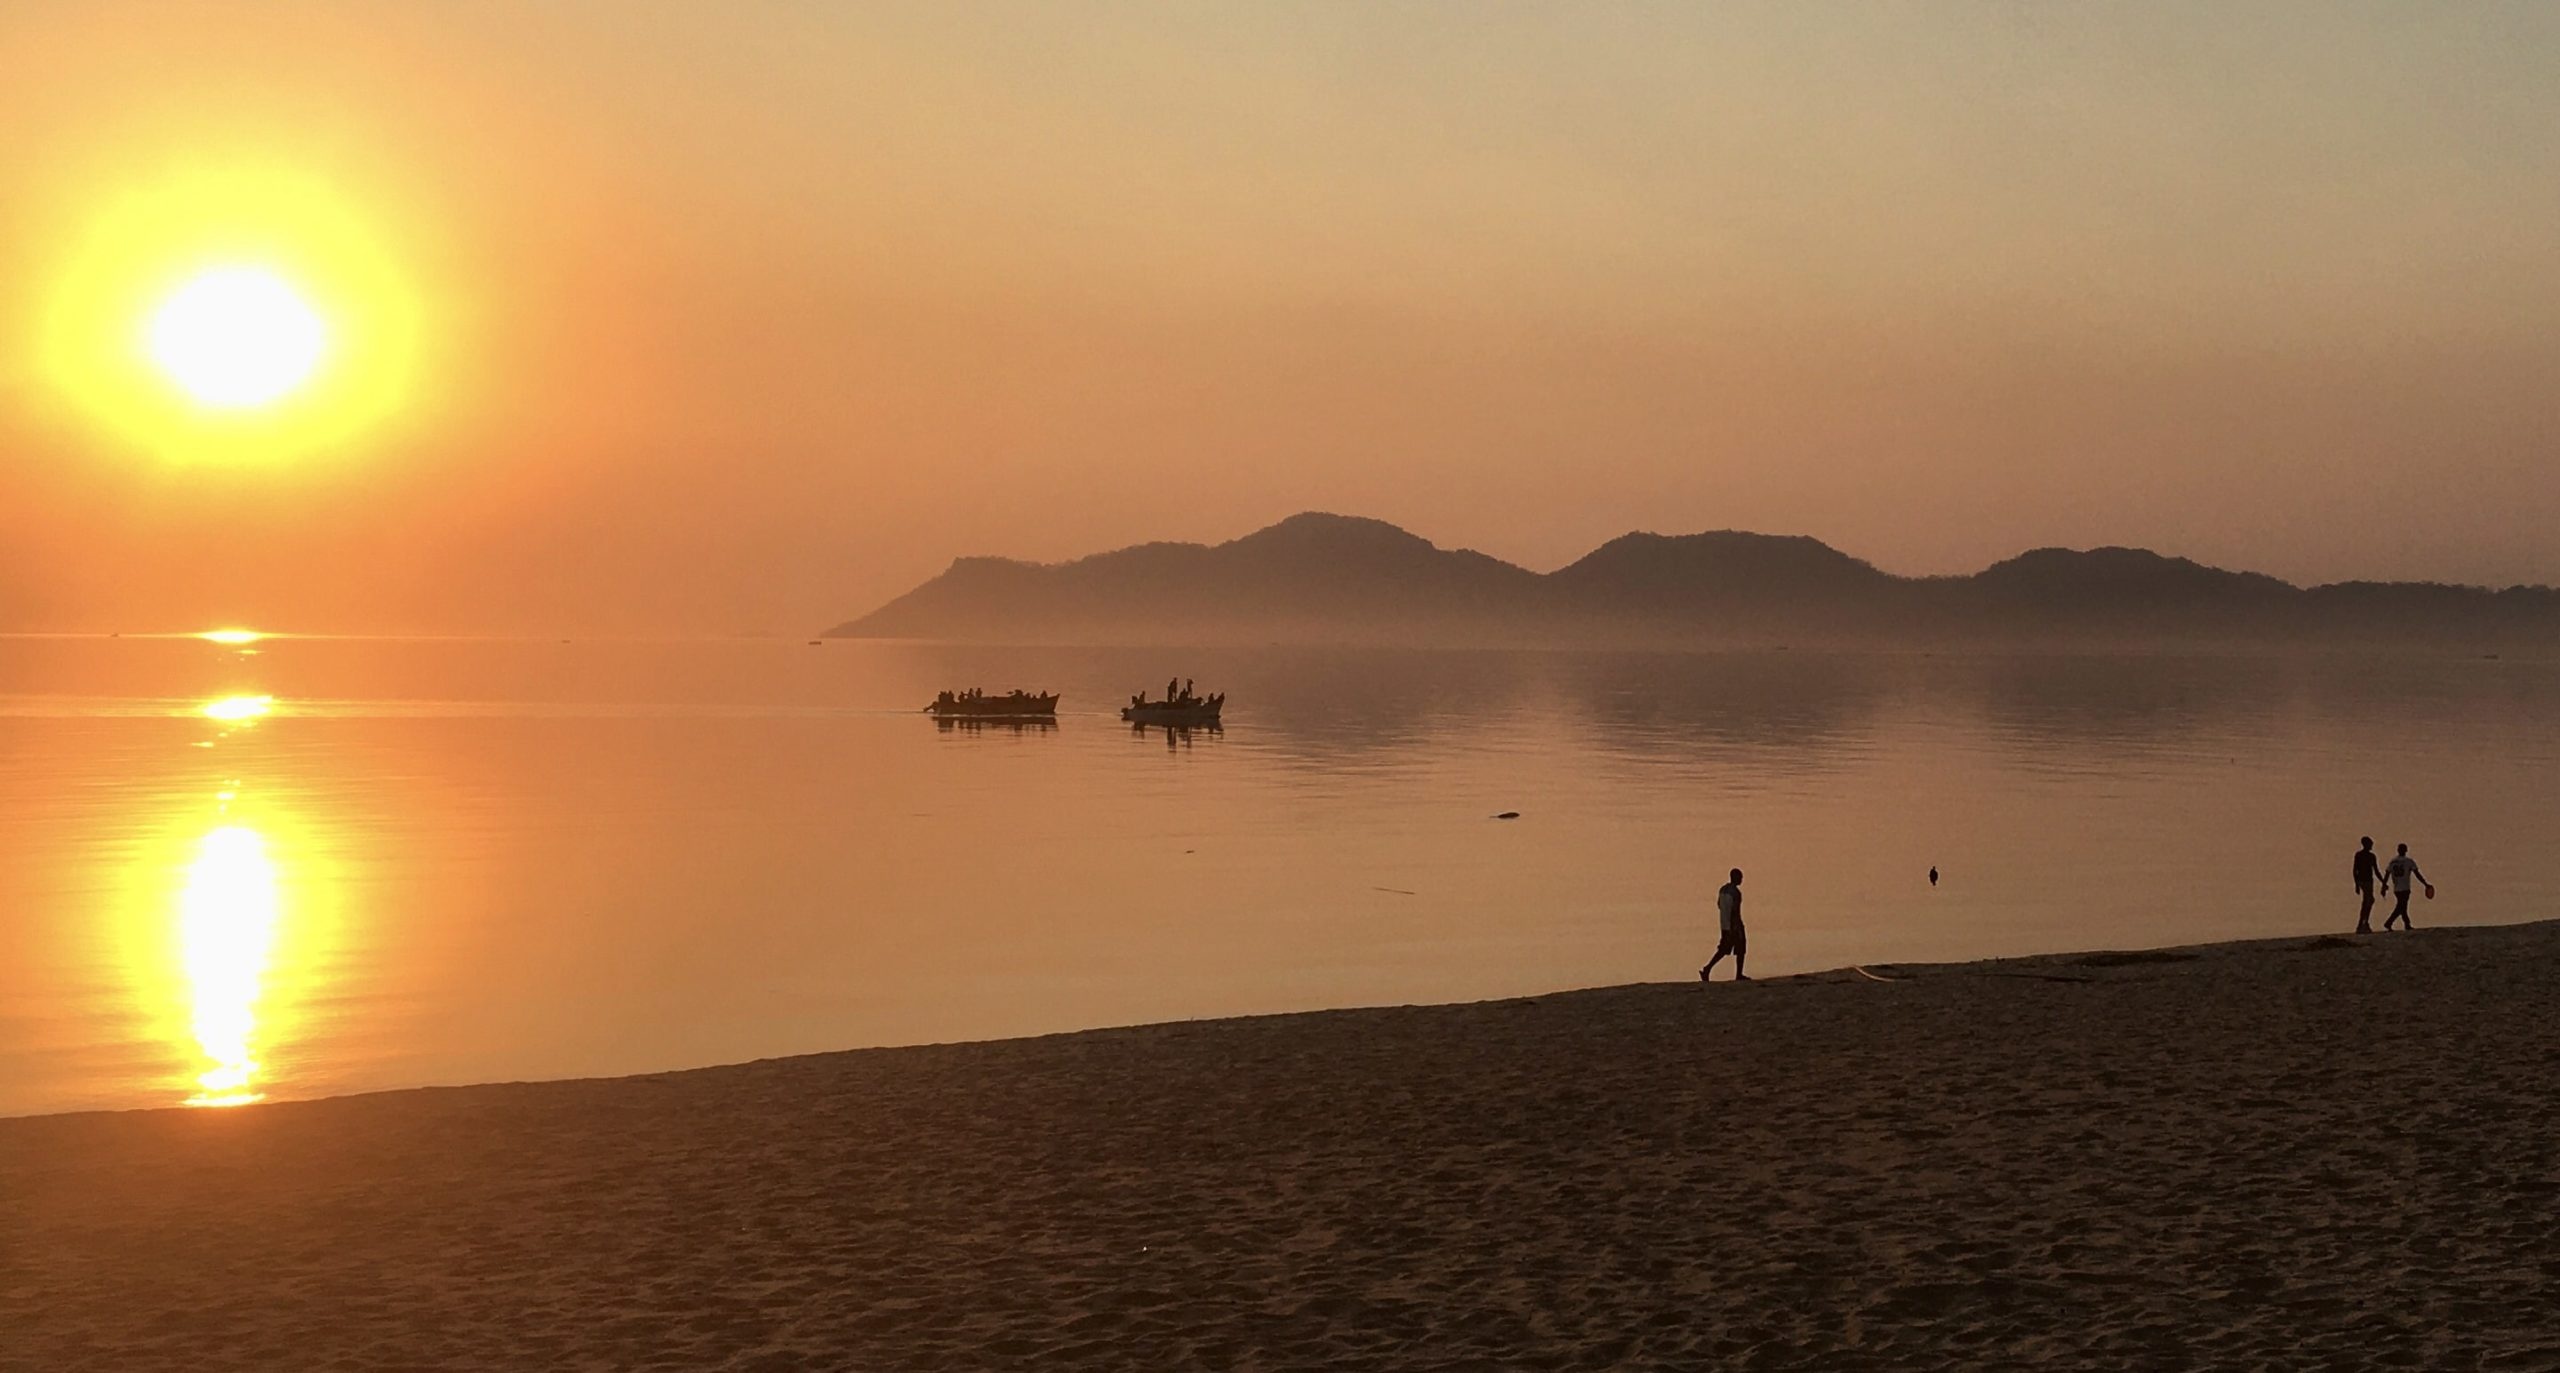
(935, 715), (1057, 733)
(1120, 689), (1223, 725)
(925, 689), (1059, 719)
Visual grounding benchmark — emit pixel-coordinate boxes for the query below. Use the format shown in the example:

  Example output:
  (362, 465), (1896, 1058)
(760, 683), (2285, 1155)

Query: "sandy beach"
(7, 921), (2557, 1371)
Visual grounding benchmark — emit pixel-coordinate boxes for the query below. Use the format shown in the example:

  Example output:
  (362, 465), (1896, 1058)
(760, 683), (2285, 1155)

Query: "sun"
(147, 266), (327, 409)
(37, 163), (428, 461)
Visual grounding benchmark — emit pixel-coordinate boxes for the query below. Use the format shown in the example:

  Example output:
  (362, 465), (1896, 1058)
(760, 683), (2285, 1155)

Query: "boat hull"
(925, 693), (1059, 719)
(1120, 705), (1222, 725)
(935, 715), (1057, 732)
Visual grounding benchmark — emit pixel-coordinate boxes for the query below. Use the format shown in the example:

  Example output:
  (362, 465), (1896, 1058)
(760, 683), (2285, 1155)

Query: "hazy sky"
(4, 2), (2558, 633)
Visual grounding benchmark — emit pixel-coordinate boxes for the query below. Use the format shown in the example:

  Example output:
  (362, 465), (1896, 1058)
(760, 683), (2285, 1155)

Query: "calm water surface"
(3, 635), (2553, 1117)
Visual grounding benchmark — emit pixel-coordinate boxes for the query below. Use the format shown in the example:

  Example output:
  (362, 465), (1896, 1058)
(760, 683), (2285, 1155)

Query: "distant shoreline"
(9, 917), (2548, 1123)
(827, 512), (2560, 650)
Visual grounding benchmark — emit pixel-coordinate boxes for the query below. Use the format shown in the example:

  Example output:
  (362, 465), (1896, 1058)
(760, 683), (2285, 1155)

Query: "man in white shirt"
(1701, 868), (1749, 982)
(2383, 844), (2429, 931)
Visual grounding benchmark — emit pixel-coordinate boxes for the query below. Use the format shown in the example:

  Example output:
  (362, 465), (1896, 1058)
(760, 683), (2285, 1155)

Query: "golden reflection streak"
(198, 629), (264, 645)
(201, 694), (274, 721)
(177, 825), (281, 1106)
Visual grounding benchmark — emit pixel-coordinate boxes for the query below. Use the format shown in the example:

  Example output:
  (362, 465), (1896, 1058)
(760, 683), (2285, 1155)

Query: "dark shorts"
(1715, 925), (1746, 957)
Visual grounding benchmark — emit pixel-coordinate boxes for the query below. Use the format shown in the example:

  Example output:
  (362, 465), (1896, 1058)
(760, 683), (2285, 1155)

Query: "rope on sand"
(1852, 966), (1902, 982)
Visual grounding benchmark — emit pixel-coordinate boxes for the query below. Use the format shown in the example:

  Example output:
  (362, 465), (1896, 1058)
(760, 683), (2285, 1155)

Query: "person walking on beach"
(2383, 843), (2429, 931)
(2352, 836), (2383, 934)
(1701, 868), (1748, 982)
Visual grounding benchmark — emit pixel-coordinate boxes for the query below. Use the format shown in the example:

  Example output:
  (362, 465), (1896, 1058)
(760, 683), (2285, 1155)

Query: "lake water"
(2, 635), (2553, 1117)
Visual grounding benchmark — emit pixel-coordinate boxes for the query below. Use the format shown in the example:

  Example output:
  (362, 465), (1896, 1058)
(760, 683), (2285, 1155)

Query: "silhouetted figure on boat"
(1701, 868), (1748, 982)
(2383, 843), (2430, 931)
(1124, 683), (1224, 723)
(925, 687), (1059, 719)
(2352, 837), (2382, 933)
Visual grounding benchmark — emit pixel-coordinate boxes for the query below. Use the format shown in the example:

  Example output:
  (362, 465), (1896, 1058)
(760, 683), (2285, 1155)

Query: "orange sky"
(4, 2), (2558, 633)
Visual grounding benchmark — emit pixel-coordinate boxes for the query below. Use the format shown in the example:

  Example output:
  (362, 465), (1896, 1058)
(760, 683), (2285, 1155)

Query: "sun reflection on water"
(159, 689), (305, 1106)
(198, 629), (265, 646)
(201, 694), (275, 721)
(177, 825), (281, 1107)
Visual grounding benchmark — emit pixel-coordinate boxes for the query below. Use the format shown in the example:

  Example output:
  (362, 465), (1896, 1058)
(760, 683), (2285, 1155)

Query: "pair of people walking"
(2351, 837), (2431, 934)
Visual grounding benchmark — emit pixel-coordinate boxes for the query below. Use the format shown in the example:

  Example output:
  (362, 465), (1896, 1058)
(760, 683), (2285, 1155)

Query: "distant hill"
(823, 513), (2560, 648)
(836, 513), (1539, 643)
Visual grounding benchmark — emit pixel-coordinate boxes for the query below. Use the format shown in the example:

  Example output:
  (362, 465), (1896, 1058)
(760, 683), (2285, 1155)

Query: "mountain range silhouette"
(826, 512), (2559, 648)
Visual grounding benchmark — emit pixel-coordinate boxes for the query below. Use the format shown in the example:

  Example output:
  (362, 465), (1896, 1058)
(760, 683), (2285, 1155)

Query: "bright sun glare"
(179, 825), (280, 1106)
(147, 266), (327, 409)
(201, 695), (275, 722)
(40, 165), (423, 460)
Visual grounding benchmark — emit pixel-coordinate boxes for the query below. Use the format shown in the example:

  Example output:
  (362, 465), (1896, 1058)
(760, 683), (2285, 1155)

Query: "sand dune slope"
(7, 922), (2559, 1370)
